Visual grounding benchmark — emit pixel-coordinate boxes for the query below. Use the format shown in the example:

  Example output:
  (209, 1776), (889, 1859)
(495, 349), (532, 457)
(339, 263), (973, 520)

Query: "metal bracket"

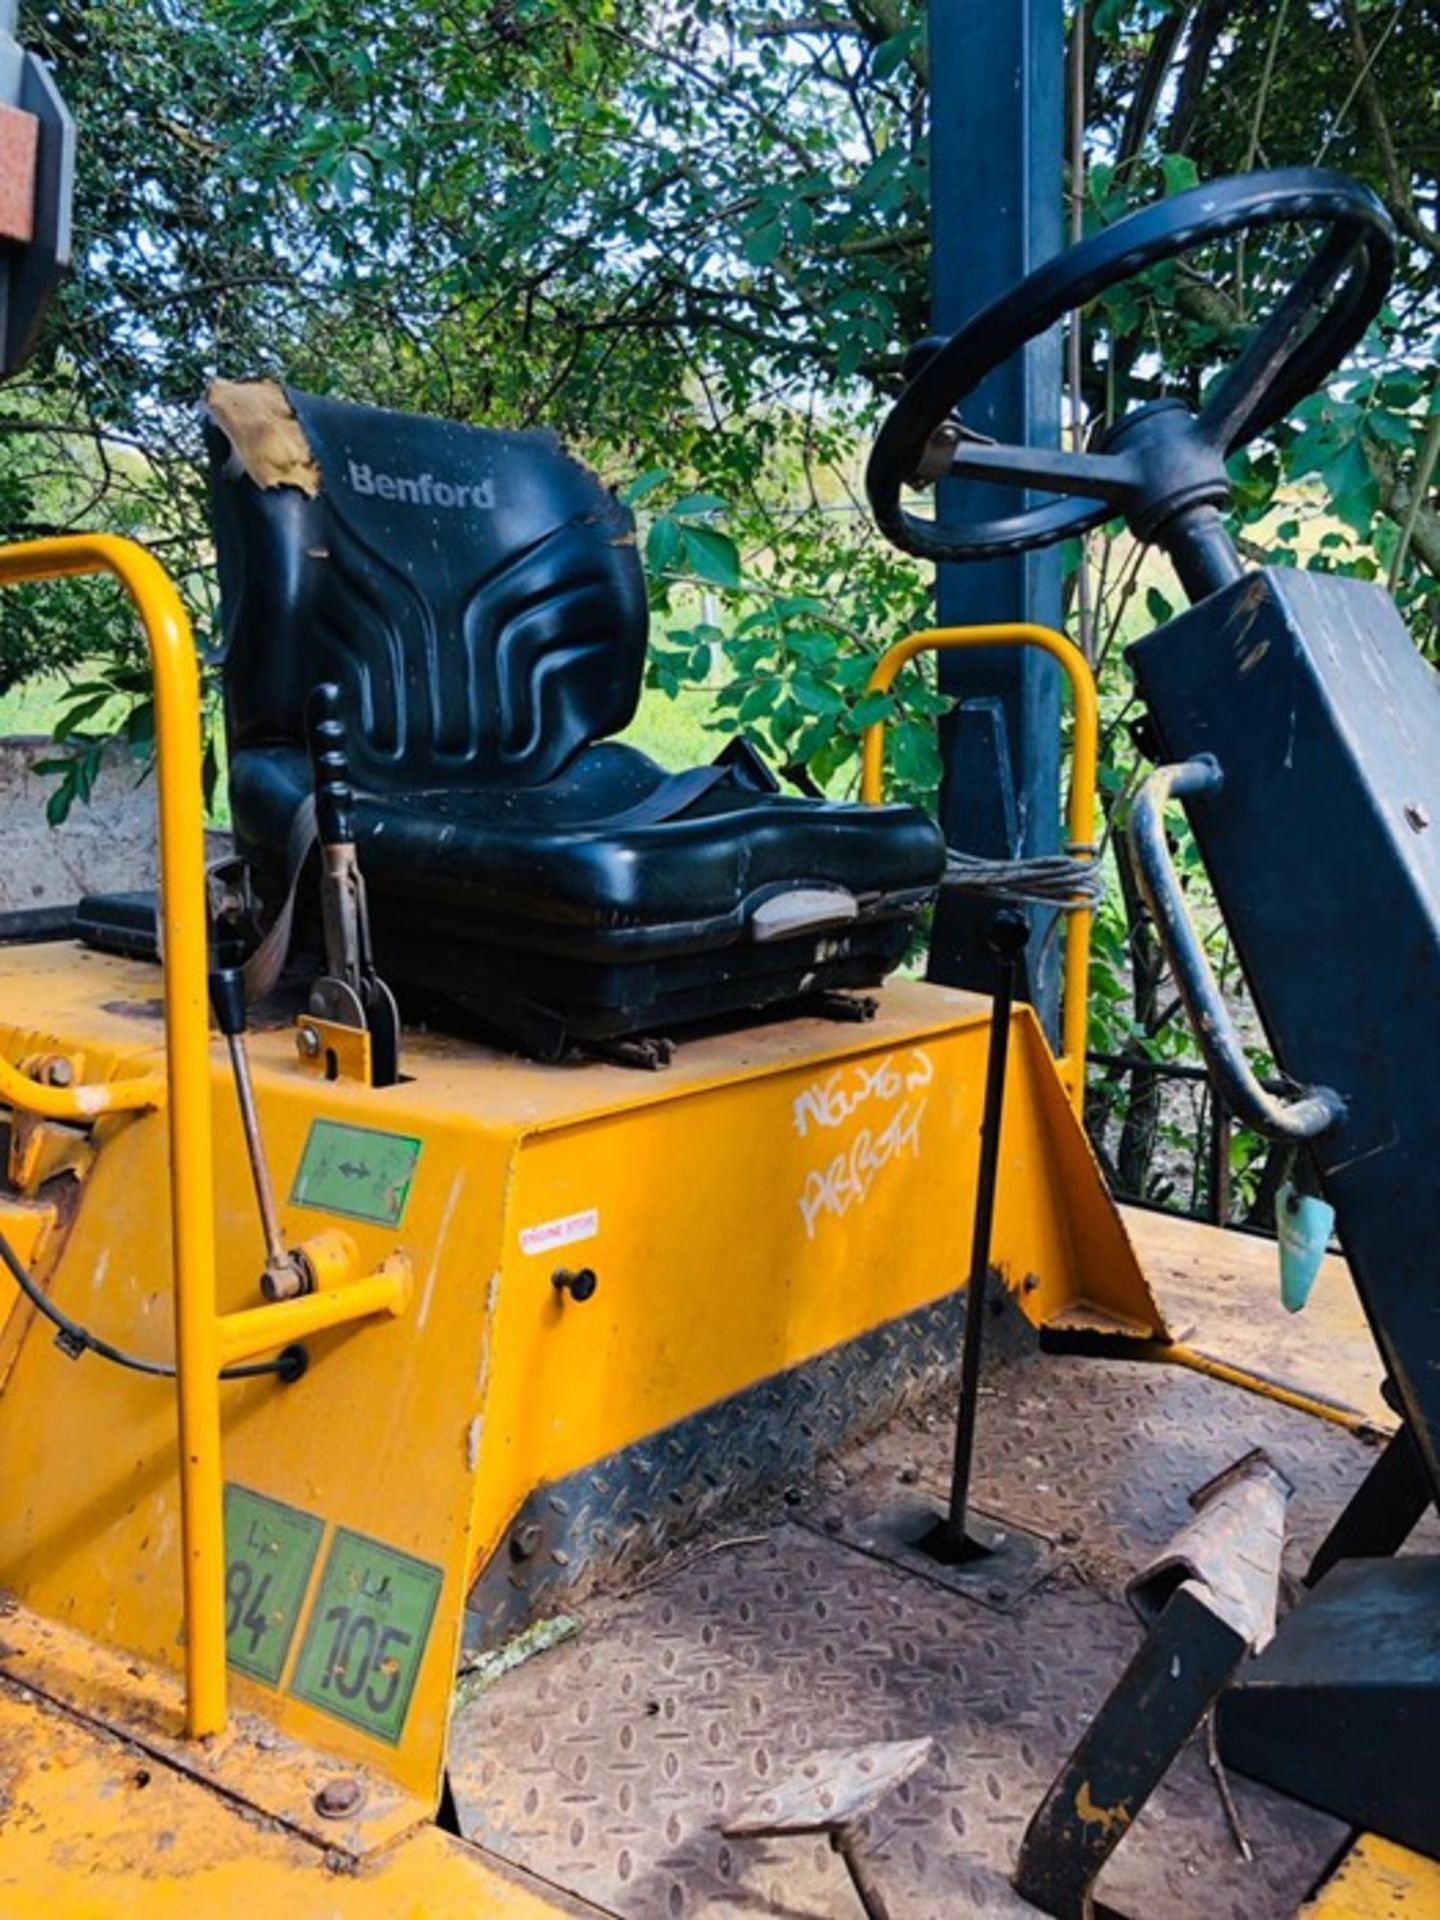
(1014, 1450), (1293, 1918)
(295, 1011), (374, 1086)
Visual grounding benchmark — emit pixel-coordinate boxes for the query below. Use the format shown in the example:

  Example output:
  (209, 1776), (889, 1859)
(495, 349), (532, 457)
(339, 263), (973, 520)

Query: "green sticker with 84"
(289, 1527), (443, 1745)
(223, 1484), (324, 1686)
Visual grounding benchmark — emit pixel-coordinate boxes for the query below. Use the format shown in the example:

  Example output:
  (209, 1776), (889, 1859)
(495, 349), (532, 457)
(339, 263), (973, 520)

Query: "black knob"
(552, 1266), (598, 1304)
(209, 964), (248, 1037)
(988, 907), (1030, 962)
(306, 682), (354, 846)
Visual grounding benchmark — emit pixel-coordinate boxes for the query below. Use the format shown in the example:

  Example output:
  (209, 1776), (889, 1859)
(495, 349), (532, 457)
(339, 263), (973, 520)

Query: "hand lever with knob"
(303, 682), (401, 1086)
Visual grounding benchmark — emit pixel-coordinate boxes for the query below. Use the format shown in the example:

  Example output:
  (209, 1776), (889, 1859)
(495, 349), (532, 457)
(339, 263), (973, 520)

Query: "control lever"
(306, 683), (400, 1086)
(210, 962), (311, 1303)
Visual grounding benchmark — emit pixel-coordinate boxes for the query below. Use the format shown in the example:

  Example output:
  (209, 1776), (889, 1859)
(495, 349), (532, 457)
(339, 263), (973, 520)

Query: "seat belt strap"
(591, 763), (734, 830)
(237, 794), (319, 1004)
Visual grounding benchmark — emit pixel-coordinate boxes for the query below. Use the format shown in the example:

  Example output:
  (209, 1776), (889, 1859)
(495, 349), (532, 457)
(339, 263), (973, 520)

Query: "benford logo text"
(347, 459), (496, 509)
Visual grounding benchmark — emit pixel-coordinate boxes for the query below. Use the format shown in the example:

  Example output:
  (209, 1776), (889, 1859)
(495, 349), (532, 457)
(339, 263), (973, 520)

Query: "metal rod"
(1088, 1047), (1291, 1095)
(224, 1031), (286, 1269)
(1129, 754), (1344, 1141)
(1161, 503), (1248, 603)
(942, 909), (1028, 1548)
(217, 1259), (410, 1369)
(1208, 1092), (1231, 1226)
(832, 1828), (893, 1920)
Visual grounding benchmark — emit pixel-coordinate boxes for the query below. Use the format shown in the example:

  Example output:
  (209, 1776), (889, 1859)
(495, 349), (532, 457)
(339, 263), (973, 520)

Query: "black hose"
(0, 1230), (305, 1382)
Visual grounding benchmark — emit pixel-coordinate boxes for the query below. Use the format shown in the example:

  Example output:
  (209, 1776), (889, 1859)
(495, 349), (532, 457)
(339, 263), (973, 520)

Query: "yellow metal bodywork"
(1300, 1835), (1440, 1918)
(0, 938), (1163, 1827)
(0, 537), (420, 1739)
(0, 1674), (589, 1919)
(860, 623), (1099, 1110)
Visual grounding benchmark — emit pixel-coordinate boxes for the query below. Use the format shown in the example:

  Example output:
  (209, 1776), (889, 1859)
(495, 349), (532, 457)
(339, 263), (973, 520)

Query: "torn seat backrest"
(207, 382), (649, 791)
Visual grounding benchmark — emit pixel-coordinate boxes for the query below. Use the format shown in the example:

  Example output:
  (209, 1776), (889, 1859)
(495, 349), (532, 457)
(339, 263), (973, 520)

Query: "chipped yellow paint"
(0, 1680), (587, 1918)
(1074, 1780), (1132, 1838)
(1299, 1834), (1440, 1918)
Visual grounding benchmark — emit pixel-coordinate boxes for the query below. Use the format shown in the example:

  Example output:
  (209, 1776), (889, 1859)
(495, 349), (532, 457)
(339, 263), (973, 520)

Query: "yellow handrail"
(0, 535), (226, 1734)
(0, 1049), (163, 1117)
(860, 623), (1098, 1115)
(0, 539), (415, 1742)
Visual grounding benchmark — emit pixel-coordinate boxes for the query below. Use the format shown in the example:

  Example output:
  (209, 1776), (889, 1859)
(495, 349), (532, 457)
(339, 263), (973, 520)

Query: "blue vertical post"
(925, 0), (1066, 1035)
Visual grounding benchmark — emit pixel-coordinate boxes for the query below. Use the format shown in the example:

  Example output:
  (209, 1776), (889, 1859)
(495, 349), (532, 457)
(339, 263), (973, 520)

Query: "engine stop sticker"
(518, 1206), (599, 1257)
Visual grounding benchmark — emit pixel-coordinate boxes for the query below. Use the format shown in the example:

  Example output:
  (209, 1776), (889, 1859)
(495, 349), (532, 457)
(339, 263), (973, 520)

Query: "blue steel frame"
(924, 0), (1066, 1035)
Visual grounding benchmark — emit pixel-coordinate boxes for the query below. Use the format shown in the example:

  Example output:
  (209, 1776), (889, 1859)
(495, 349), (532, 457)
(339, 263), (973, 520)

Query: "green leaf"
(1321, 439), (1379, 534)
(679, 525), (742, 590)
(646, 516), (681, 577)
(53, 693), (111, 740)
(45, 777), (75, 828)
(871, 27), (921, 81)
(1364, 410), (1415, 448)
(848, 691), (894, 730)
(623, 468), (671, 506)
(793, 674), (845, 717)
(743, 216), (785, 267)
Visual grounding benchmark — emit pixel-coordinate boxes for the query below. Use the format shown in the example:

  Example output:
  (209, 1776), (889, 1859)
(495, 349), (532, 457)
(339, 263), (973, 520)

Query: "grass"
(0, 673), (73, 738)
(617, 685), (724, 768)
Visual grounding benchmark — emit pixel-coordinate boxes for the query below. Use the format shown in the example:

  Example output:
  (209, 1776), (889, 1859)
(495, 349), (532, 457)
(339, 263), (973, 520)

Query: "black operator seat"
(201, 381), (944, 1052)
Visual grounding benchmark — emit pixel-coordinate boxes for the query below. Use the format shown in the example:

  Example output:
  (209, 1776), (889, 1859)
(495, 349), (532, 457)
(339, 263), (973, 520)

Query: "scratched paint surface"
(792, 1046), (933, 1239)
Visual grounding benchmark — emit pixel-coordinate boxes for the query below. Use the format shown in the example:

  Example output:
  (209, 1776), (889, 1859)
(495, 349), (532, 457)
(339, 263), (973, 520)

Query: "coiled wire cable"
(942, 843), (1105, 912)
(0, 1229), (303, 1381)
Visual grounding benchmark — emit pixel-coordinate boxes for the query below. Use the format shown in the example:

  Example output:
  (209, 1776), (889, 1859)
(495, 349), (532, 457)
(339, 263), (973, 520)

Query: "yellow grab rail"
(860, 623), (1098, 1115)
(0, 1050), (164, 1117)
(0, 540), (418, 1740)
(0, 535), (225, 1732)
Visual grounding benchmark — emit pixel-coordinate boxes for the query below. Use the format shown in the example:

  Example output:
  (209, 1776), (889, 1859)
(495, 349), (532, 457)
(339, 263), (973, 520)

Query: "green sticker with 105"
(289, 1527), (444, 1745)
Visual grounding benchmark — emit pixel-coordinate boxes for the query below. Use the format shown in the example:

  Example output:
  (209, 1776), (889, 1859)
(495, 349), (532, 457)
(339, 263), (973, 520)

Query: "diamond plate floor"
(450, 1346), (1424, 1920)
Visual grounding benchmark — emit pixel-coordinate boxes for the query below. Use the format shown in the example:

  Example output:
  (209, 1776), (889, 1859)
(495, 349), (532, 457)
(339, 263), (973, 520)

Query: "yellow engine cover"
(0, 944), (1160, 1815)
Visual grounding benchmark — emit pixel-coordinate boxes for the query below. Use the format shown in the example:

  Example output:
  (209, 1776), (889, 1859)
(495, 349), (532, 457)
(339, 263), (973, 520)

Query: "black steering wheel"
(866, 169), (1395, 567)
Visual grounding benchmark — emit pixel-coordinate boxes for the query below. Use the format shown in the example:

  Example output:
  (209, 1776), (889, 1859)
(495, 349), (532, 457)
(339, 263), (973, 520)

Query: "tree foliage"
(3, 0), (1437, 1211)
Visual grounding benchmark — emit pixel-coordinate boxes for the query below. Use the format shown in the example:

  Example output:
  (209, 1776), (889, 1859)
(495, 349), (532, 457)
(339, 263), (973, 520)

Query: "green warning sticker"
(289, 1527), (443, 1745)
(291, 1119), (422, 1227)
(223, 1484), (324, 1687)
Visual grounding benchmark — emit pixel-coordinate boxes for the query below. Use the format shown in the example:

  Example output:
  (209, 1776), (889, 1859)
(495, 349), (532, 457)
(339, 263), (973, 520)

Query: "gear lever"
(305, 683), (400, 1086)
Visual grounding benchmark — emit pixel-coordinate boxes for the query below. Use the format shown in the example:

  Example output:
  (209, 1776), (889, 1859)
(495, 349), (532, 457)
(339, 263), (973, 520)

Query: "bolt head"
(313, 1775), (364, 1819)
(296, 1022), (323, 1059)
(510, 1521), (543, 1561)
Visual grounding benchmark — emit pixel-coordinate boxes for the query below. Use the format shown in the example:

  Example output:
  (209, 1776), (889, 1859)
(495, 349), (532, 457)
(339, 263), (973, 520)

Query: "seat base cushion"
(368, 896), (917, 1051)
(169, 739), (945, 1051)
(231, 740), (941, 953)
